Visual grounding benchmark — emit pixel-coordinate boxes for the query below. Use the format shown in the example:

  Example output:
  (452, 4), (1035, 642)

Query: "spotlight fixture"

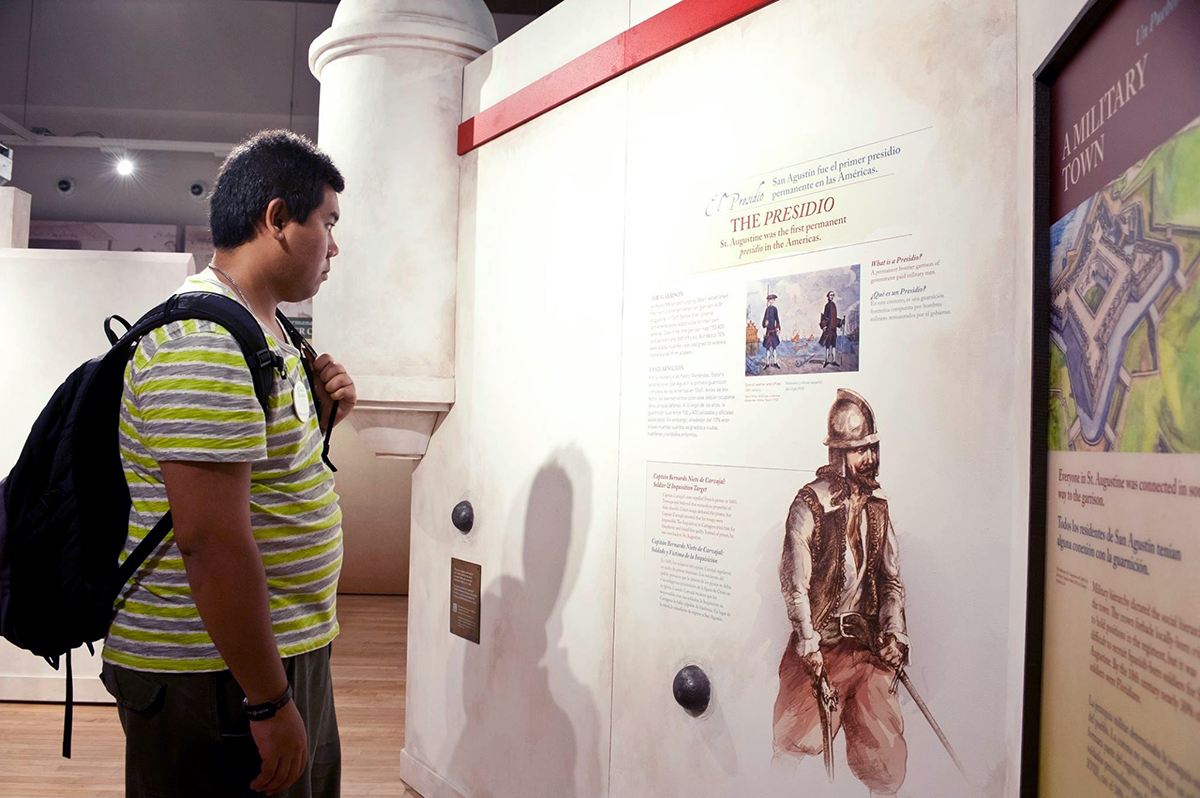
(56, 177), (75, 196)
(116, 159), (135, 176)
(189, 182), (207, 199)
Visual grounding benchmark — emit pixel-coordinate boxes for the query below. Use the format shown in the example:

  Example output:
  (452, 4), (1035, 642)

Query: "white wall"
(610, 0), (1022, 793)
(400, 2), (632, 793)
(401, 0), (1066, 795)
(0, 248), (193, 702)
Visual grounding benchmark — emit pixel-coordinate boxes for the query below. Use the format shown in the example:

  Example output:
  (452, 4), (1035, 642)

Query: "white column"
(309, 0), (496, 459)
(0, 187), (31, 248)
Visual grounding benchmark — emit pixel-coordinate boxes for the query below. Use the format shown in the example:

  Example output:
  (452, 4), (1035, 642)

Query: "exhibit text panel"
(1041, 0), (1200, 796)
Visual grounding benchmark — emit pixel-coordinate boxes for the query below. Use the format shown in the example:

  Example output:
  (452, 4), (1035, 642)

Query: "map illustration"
(1049, 116), (1200, 453)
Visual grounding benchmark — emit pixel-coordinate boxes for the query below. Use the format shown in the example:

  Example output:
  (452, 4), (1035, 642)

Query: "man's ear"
(263, 198), (293, 240)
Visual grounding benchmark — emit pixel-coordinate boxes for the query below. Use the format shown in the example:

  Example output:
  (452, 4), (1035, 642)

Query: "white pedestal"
(0, 187), (31, 248)
(308, 0), (496, 459)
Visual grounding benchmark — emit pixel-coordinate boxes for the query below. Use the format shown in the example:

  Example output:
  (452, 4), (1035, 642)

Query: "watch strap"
(243, 683), (294, 721)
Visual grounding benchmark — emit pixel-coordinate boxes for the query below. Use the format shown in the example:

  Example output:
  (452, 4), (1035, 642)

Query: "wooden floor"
(0, 595), (419, 798)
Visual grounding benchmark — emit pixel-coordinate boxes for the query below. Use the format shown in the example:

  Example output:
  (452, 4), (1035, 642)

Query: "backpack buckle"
(255, 349), (286, 379)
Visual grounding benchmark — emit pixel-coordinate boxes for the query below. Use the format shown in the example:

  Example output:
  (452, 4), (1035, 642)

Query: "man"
(819, 290), (843, 367)
(774, 388), (908, 795)
(762, 293), (782, 369)
(101, 130), (356, 798)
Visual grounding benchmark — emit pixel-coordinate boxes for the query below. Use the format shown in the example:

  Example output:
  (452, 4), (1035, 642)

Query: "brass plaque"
(450, 558), (481, 644)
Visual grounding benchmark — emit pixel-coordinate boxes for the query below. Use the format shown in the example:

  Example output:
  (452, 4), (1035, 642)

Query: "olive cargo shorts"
(101, 645), (341, 798)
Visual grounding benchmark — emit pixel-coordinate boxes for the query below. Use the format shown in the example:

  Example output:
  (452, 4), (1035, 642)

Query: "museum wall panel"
(608, 1), (1025, 795)
(401, 23), (630, 795)
(1023, 0), (1200, 794)
(403, 0), (1159, 795)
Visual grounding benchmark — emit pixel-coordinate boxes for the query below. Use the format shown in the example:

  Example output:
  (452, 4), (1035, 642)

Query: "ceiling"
(0, 0), (557, 227)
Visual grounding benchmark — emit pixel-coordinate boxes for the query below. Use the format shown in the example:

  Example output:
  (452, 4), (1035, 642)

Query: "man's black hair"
(209, 129), (345, 250)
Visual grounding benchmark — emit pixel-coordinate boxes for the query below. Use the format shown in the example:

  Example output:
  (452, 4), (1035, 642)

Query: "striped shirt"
(103, 271), (342, 673)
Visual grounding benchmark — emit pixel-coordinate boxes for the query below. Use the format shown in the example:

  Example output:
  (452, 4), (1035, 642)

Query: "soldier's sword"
(819, 703), (834, 782)
(814, 674), (837, 782)
(892, 669), (967, 778)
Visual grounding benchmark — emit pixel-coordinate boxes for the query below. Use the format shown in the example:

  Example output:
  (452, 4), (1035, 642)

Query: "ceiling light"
(116, 159), (134, 176)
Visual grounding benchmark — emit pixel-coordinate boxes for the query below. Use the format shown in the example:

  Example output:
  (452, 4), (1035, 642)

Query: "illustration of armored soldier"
(774, 388), (909, 794)
(819, 291), (843, 367)
(762, 293), (782, 369)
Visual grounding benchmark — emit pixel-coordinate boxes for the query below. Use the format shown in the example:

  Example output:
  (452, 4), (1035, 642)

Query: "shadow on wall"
(447, 451), (603, 798)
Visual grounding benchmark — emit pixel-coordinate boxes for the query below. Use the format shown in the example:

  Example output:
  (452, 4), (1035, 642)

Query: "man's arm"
(162, 460), (307, 795)
(163, 460), (287, 702)
(781, 494), (821, 661)
(877, 516), (908, 667)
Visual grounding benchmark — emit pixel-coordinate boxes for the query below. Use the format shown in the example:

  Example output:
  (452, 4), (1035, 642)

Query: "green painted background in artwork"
(1158, 266), (1200, 451)
(1123, 318), (1153, 374)
(1048, 343), (1073, 450)
(1120, 271), (1200, 453)
(1124, 123), (1200, 227)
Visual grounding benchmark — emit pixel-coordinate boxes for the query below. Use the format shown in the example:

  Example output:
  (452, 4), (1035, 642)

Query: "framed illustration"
(1029, 1), (1200, 795)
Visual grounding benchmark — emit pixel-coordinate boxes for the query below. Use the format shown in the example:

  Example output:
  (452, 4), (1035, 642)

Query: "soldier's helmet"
(823, 388), (879, 448)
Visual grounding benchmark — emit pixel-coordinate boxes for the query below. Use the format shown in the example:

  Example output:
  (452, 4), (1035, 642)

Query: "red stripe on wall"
(458, 0), (779, 155)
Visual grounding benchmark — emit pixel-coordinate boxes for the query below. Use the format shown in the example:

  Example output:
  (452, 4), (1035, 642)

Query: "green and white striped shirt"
(103, 272), (342, 673)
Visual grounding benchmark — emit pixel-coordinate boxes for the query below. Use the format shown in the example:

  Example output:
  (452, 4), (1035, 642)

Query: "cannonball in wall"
(673, 664), (711, 716)
(451, 500), (474, 534)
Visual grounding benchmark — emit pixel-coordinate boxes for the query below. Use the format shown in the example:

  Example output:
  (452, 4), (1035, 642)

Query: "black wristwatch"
(243, 684), (294, 721)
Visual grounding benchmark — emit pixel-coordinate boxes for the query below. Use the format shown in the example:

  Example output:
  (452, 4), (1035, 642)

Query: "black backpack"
(0, 291), (336, 757)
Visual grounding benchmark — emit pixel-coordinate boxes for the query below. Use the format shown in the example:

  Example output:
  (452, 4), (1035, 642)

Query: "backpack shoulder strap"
(274, 311), (318, 401)
(104, 293), (283, 601)
(117, 292), (280, 414)
(275, 311), (337, 473)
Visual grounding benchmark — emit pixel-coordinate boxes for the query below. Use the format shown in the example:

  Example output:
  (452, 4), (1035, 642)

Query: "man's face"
(284, 185), (340, 301)
(767, 298), (774, 306)
(827, 292), (835, 301)
(844, 443), (879, 487)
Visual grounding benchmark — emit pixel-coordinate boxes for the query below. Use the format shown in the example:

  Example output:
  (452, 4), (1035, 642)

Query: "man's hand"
(249, 700), (308, 795)
(878, 634), (907, 670)
(802, 649), (838, 712)
(309, 353), (356, 429)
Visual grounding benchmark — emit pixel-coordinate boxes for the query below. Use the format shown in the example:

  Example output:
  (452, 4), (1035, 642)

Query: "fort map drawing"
(1049, 116), (1200, 453)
